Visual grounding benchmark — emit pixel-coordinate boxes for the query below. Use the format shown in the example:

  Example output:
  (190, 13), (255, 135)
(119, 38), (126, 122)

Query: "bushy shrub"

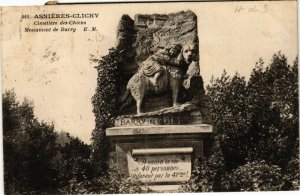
(58, 170), (116, 194)
(58, 163), (150, 194)
(118, 177), (151, 194)
(229, 160), (284, 191)
(180, 141), (227, 192)
(282, 145), (299, 190)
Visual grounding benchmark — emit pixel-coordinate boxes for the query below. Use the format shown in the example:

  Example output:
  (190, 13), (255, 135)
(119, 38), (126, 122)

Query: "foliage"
(180, 141), (227, 192)
(197, 52), (299, 191)
(55, 134), (93, 192)
(3, 90), (60, 194)
(283, 149), (300, 190)
(229, 160), (284, 191)
(56, 131), (71, 146)
(207, 72), (249, 169)
(246, 53), (298, 167)
(57, 162), (150, 194)
(3, 91), (95, 194)
(118, 177), (151, 194)
(91, 48), (123, 174)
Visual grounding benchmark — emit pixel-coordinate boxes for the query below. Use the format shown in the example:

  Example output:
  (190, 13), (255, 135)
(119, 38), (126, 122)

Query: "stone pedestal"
(106, 124), (214, 192)
(100, 10), (212, 192)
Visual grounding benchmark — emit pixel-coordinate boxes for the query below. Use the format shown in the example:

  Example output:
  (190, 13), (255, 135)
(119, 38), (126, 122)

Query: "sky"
(1, 1), (298, 143)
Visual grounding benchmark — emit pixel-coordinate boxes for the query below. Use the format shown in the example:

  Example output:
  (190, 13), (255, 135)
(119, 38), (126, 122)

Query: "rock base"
(115, 102), (203, 127)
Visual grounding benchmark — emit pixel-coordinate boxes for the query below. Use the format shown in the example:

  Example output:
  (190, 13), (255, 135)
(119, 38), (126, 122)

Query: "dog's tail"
(119, 89), (133, 113)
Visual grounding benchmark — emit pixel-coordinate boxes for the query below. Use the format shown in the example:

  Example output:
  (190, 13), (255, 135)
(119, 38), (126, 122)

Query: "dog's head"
(182, 44), (196, 64)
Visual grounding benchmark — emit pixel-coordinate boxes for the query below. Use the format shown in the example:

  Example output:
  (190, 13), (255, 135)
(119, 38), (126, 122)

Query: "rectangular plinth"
(106, 124), (214, 192)
(106, 124), (213, 136)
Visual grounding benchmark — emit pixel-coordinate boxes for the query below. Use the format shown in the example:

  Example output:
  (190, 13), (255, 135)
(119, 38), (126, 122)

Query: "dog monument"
(105, 11), (214, 192)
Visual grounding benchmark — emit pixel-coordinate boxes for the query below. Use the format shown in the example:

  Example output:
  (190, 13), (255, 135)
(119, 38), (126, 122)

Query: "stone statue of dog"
(120, 44), (196, 115)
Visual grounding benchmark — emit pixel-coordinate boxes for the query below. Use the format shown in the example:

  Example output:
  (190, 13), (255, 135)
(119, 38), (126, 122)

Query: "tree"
(55, 134), (93, 193)
(204, 52), (299, 191)
(2, 90), (59, 194)
(247, 53), (298, 167)
(207, 71), (249, 170)
(56, 131), (71, 146)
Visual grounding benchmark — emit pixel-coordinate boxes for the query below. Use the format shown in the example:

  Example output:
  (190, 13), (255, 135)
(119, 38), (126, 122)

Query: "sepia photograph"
(0, 0), (298, 194)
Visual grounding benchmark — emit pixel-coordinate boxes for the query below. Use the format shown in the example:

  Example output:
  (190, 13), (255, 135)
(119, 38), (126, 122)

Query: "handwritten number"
(234, 4), (268, 14)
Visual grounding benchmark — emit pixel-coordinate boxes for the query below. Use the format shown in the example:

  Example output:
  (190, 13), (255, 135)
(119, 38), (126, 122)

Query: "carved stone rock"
(116, 10), (206, 115)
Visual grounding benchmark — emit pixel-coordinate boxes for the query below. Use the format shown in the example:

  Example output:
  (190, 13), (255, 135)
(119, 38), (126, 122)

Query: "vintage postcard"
(1, 1), (298, 194)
